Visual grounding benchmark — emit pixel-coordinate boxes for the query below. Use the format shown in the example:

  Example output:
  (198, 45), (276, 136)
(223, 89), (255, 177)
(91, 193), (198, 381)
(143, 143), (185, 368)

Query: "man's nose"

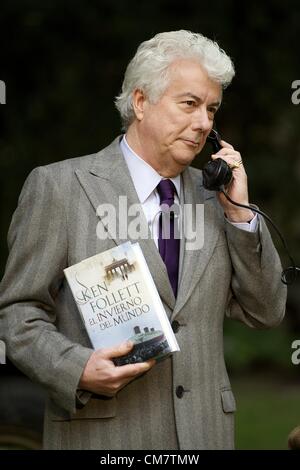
(191, 109), (212, 132)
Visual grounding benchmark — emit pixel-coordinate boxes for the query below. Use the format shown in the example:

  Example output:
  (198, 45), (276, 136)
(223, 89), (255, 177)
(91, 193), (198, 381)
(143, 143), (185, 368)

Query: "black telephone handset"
(201, 126), (299, 285)
(202, 128), (232, 191)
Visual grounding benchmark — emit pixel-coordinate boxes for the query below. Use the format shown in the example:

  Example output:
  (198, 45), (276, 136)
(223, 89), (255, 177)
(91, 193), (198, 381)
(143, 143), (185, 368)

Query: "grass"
(232, 375), (300, 449)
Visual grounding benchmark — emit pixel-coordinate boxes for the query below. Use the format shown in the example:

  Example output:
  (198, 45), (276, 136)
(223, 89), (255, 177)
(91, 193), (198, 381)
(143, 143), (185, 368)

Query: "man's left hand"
(211, 139), (255, 223)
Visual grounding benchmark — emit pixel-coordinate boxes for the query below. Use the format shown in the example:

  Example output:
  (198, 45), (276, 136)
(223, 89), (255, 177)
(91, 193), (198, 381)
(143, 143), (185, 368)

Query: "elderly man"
(0, 30), (286, 449)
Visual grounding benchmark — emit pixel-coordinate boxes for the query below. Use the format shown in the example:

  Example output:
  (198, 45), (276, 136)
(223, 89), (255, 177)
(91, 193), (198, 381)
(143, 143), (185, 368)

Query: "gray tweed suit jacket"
(0, 136), (286, 449)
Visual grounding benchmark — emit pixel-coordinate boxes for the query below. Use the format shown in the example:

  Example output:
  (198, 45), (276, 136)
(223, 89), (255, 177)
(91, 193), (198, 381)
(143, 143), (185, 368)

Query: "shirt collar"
(120, 135), (181, 203)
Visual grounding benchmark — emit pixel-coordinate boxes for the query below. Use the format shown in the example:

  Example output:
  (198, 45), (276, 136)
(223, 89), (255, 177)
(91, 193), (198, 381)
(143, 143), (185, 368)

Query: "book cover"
(64, 241), (180, 365)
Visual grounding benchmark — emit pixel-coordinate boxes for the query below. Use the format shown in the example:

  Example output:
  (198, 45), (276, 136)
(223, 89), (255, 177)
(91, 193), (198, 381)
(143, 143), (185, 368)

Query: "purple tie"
(157, 179), (180, 297)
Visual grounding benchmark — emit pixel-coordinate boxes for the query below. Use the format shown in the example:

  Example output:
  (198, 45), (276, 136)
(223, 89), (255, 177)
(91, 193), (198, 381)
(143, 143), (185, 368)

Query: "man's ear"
(132, 89), (147, 121)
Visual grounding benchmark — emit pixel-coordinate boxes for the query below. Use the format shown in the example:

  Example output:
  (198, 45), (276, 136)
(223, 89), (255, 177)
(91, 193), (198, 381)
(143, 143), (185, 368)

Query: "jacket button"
(176, 385), (185, 398)
(172, 320), (180, 333)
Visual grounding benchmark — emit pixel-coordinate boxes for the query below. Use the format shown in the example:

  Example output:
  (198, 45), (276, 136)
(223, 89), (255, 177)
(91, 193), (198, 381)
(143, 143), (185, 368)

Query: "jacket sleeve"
(225, 215), (287, 328)
(0, 166), (93, 413)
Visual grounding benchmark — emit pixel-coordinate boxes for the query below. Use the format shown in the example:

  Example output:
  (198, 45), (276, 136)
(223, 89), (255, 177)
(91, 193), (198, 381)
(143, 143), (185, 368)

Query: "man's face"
(132, 59), (222, 177)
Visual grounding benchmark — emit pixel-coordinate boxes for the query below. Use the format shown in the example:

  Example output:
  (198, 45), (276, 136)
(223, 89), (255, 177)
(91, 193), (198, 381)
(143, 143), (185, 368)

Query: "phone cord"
(220, 187), (300, 285)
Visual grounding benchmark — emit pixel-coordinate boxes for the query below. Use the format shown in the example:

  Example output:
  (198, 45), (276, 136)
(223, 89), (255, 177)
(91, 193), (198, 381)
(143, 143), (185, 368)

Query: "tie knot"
(157, 179), (176, 206)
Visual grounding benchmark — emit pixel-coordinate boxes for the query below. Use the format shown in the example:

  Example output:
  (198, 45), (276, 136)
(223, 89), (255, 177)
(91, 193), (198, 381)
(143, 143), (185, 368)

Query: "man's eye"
(185, 100), (196, 106)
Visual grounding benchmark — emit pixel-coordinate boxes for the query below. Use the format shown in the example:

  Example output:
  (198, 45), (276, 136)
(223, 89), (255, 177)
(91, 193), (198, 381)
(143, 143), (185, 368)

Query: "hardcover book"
(64, 242), (180, 365)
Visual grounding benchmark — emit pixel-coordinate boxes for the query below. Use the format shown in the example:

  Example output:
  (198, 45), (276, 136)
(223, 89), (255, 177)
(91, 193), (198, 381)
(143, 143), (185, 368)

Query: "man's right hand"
(78, 341), (155, 397)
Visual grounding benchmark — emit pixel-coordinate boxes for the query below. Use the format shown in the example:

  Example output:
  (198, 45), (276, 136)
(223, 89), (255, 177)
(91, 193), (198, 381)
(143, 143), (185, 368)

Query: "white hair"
(115, 30), (235, 130)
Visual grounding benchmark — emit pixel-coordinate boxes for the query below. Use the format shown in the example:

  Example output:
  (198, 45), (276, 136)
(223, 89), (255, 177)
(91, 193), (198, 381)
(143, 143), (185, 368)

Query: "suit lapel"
(172, 167), (220, 319)
(75, 137), (176, 311)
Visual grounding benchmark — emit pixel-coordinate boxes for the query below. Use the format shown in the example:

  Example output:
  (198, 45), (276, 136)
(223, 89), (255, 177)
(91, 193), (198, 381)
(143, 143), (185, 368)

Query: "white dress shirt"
(120, 135), (180, 247)
(120, 135), (257, 249)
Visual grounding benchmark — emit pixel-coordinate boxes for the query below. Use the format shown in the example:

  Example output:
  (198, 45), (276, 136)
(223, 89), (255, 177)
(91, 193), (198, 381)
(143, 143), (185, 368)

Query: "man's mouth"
(181, 138), (201, 147)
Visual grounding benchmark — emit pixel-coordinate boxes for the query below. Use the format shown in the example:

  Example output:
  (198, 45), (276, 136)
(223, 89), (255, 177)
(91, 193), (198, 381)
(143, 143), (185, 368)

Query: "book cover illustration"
(64, 242), (180, 365)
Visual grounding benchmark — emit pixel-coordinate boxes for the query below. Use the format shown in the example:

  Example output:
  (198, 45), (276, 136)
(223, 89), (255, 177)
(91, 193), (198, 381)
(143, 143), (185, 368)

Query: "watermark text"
(291, 339), (300, 365)
(0, 80), (6, 104)
(96, 198), (205, 251)
(0, 340), (6, 364)
(291, 80), (300, 105)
